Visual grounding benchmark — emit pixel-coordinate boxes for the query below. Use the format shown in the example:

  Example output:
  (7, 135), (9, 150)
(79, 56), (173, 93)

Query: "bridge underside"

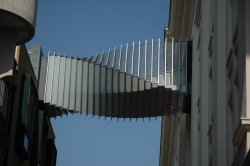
(37, 40), (191, 119)
(43, 85), (190, 119)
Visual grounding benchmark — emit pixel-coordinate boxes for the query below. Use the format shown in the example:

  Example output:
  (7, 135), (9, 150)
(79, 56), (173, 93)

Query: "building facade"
(160, 0), (250, 165)
(0, 45), (57, 166)
(3, 0), (250, 165)
(0, 2), (57, 166)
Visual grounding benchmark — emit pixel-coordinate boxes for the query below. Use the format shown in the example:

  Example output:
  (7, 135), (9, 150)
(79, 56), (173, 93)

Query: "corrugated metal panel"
(51, 55), (60, 105)
(57, 56), (66, 108)
(82, 59), (89, 114)
(119, 72), (125, 118)
(88, 60), (95, 115)
(125, 74), (131, 118)
(131, 76), (138, 118)
(94, 63), (100, 116)
(106, 68), (112, 117)
(69, 58), (77, 111)
(44, 54), (54, 103)
(63, 57), (71, 110)
(75, 59), (83, 112)
(100, 66), (106, 117)
(112, 70), (119, 117)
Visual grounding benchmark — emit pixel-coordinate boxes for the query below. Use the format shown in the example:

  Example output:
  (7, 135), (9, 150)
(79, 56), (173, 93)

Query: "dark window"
(0, 78), (11, 166)
(15, 74), (39, 165)
(0, 79), (9, 118)
(39, 117), (57, 166)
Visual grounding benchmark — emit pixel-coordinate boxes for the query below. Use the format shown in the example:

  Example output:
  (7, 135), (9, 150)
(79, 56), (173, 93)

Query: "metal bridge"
(38, 39), (191, 119)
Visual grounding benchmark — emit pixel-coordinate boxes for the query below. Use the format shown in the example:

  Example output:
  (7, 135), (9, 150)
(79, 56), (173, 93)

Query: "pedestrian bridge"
(38, 39), (191, 119)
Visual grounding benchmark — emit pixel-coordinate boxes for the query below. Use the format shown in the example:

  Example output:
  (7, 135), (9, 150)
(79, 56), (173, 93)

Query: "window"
(0, 79), (9, 118)
(23, 134), (29, 151)
(39, 117), (57, 166)
(15, 123), (29, 160)
(15, 74), (39, 165)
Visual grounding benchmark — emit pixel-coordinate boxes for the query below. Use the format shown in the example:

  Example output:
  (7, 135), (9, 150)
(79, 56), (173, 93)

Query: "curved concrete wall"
(0, 0), (37, 43)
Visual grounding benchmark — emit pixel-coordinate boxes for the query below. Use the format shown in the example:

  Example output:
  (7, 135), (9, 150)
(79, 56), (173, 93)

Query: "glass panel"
(173, 42), (180, 87)
(159, 43), (165, 86)
(126, 46), (133, 74)
(166, 42), (173, 72)
(91, 54), (99, 63)
(113, 48), (120, 70)
(133, 43), (139, 76)
(146, 42), (152, 80)
(107, 49), (114, 68)
(152, 42), (158, 83)
(120, 46), (127, 72)
(139, 44), (145, 79)
(24, 133), (29, 151)
(165, 42), (173, 87)
(95, 53), (102, 64)
(101, 51), (109, 66)
(159, 43), (164, 74)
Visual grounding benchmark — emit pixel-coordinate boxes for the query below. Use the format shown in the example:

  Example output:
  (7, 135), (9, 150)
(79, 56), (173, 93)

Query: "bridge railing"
(96, 39), (188, 92)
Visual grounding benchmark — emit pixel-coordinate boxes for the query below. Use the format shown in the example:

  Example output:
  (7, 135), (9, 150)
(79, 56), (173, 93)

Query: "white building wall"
(199, 0), (210, 165)
(190, 19), (200, 166)
(214, 0), (227, 165)
(190, 0), (231, 165)
(160, 0), (250, 164)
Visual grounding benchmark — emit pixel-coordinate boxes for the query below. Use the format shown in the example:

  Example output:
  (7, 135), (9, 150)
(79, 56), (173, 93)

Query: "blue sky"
(28, 0), (169, 165)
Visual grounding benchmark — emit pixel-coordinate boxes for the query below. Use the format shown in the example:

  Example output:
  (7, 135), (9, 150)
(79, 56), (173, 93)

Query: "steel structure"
(39, 39), (191, 119)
